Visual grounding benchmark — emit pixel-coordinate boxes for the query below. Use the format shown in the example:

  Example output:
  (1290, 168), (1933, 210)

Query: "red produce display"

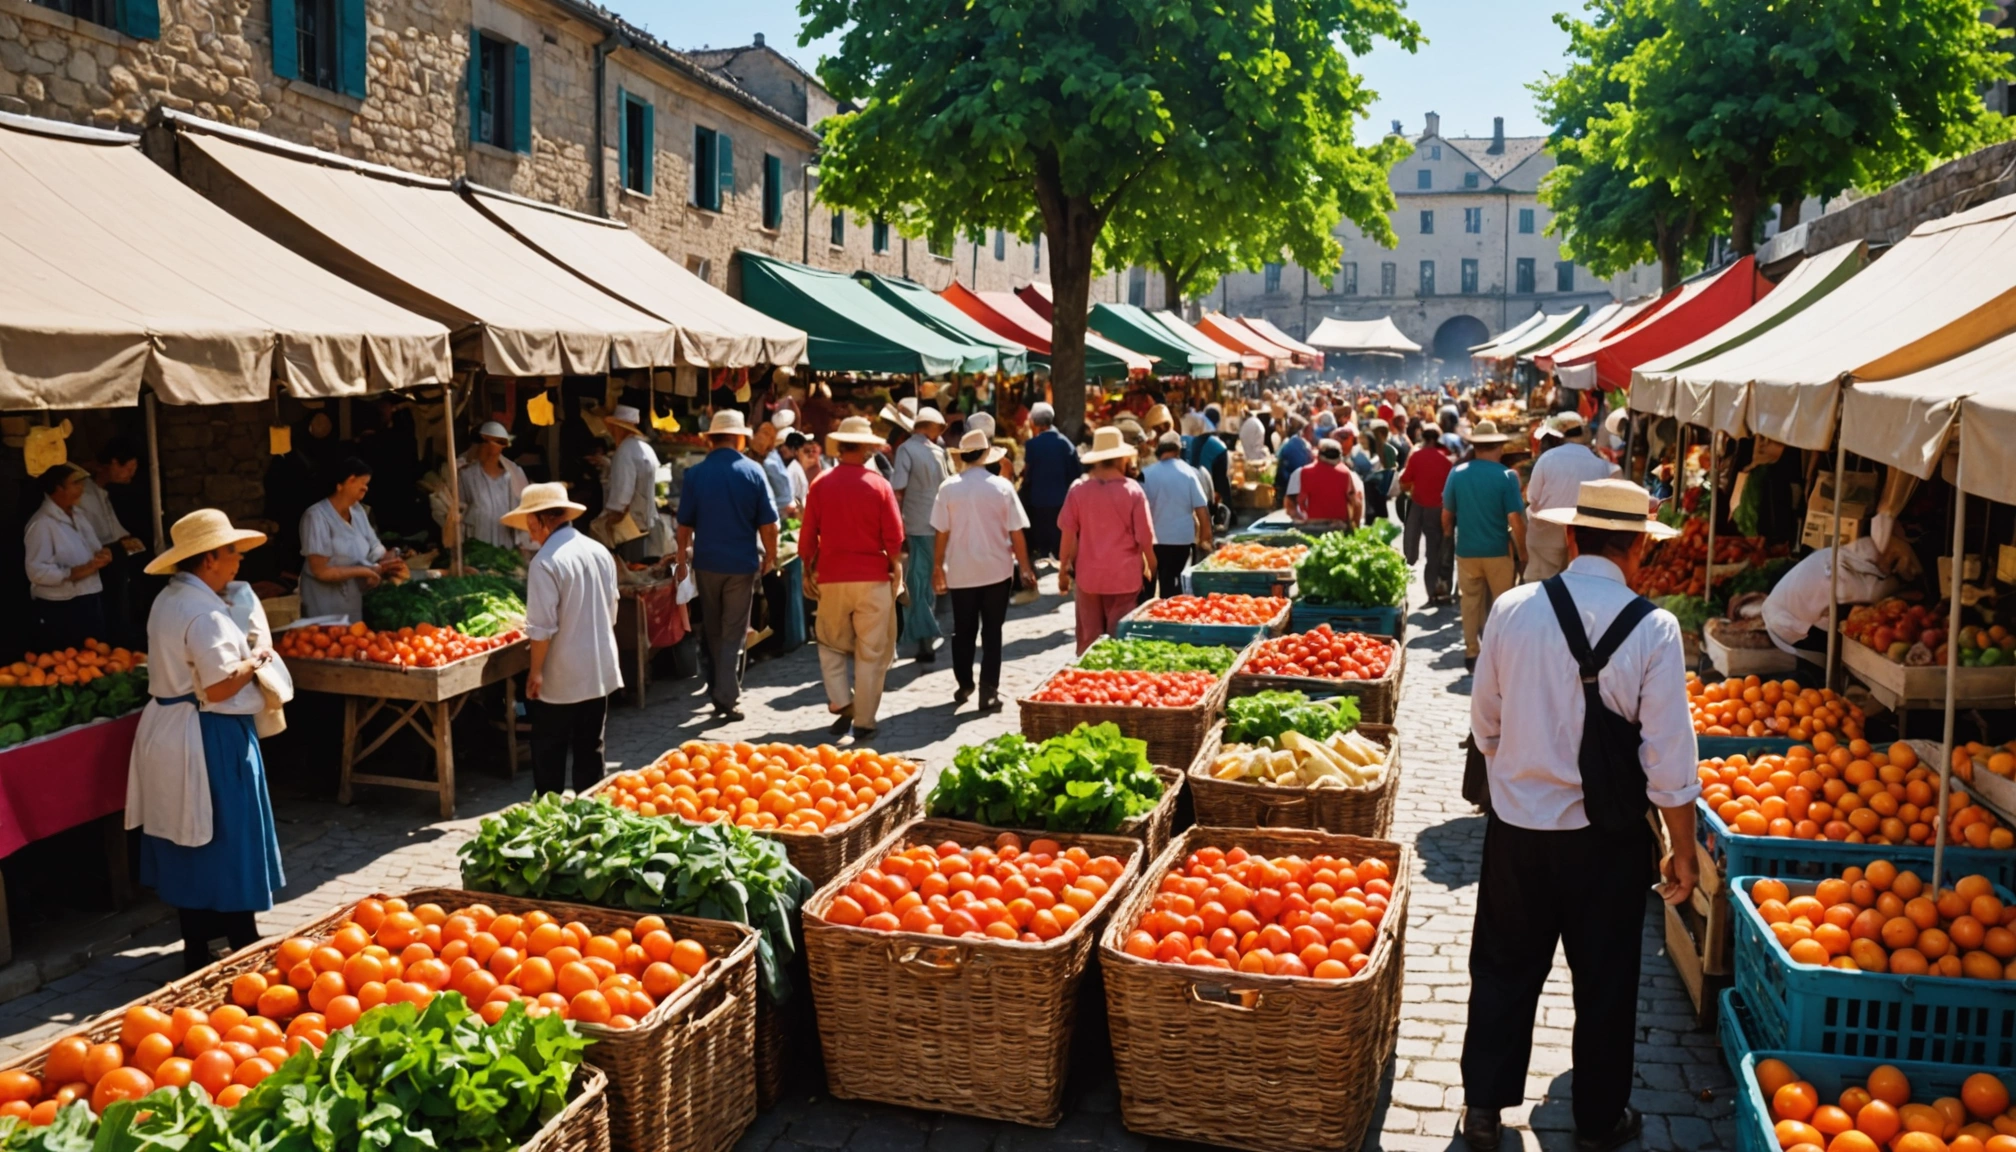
(1029, 670), (1219, 708)
(1137, 594), (1289, 626)
(1243, 626), (1393, 681)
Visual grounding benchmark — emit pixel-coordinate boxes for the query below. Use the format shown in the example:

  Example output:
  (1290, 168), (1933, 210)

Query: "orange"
(556, 961), (599, 1000)
(0, 1071), (37, 1105)
(191, 1048), (236, 1096)
(216, 1084), (249, 1108)
(232, 1058), (275, 1088)
(258, 984), (303, 1020)
(568, 990), (613, 1024)
(231, 972), (269, 1008)
(670, 939), (710, 977)
(1777, 1082), (1821, 1122)
(131, 1032), (176, 1076)
(82, 1042), (124, 1086)
(1963, 1074), (2011, 1121)
(91, 1067), (154, 1113)
(1758, 1058), (1801, 1098)
(1777, 1121), (1825, 1149)
(1859, 1100), (1904, 1143)
(42, 1037), (88, 1086)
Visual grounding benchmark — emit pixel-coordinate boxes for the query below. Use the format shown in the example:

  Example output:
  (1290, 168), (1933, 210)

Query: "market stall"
(1152, 310), (1260, 376)
(1550, 257), (1772, 393)
(1196, 311), (1294, 373)
(1237, 315), (1325, 369)
(939, 282), (1154, 377)
(739, 251), (998, 375)
(1304, 316), (1423, 359)
(1087, 302), (1227, 378)
(856, 272), (1030, 377)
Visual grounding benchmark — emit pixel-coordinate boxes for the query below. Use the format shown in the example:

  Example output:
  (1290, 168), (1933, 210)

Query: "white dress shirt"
(525, 524), (623, 704)
(1239, 415), (1268, 462)
(787, 459), (818, 507)
(77, 479), (130, 546)
(1472, 554), (1701, 831)
(24, 497), (103, 601)
(603, 435), (661, 531)
(929, 468), (1030, 589)
(1762, 540), (1898, 655)
(461, 455), (531, 548)
(299, 498), (387, 622)
(1523, 443), (1620, 555)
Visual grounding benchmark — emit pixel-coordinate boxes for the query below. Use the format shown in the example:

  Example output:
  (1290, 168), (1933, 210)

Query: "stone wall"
(1770, 138), (2016, 261)
(155, 401), (273, 524)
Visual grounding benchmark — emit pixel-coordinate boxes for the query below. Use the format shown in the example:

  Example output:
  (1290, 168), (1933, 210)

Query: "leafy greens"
(1294, 528), (1409, 607)
(1223, 690), (1360, 744)
(1076, 637), (1237, 675)
(926, 723), (1164, 833)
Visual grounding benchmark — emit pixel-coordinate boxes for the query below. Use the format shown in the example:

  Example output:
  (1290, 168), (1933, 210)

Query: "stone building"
(1208, 112), (1650, 365)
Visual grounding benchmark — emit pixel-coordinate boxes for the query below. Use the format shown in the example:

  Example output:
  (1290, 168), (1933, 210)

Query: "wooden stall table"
(0, 712), (144, 965)
(284, 640), (528, 818)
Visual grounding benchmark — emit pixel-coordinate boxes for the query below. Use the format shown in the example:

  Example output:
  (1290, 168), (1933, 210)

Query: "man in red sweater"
(801, 416), (908, 742)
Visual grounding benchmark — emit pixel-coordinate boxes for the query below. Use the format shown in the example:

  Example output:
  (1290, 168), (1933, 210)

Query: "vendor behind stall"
(25, 463), (112, 651)
(460, 422), (531, 552)
(600, 405), (659, 562)
(1762, 537), (1903, 667)
(300, 457), (407, 623)
(125, 510), (283, 973)
(80, 438), (148, 646)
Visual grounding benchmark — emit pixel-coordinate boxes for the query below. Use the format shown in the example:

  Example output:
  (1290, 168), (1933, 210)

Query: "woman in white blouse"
(23, 464), (113, 650)
(459, 421), (531, 553)
(124, 510), (284, 972)
(299, 457), (406, 622)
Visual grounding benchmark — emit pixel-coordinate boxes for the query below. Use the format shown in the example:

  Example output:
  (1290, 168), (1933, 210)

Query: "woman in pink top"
(1058, 427), (1157, 653)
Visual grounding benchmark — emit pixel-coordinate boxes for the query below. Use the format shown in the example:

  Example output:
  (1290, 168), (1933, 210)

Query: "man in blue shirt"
(1275, 415), (1314, 511)
(1141, 433), (1212, 599)
(674, 410), (780, 722)
(1019, 402), (1080, 562)
(1440, 420), (1527, 671)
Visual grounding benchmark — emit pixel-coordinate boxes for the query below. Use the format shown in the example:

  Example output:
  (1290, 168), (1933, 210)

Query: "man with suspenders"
(1460, 478), (1702, 1152)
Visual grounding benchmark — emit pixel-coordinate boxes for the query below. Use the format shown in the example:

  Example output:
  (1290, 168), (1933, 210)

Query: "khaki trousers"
(1523, 521), (1569, 582)
(815, 580), (897, 728)
(1458, 554), (1518, 659)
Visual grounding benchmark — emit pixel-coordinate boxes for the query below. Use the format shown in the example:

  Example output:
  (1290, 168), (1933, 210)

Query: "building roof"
(686, 40), (824, 93)
(1441, 135), (1548, 183)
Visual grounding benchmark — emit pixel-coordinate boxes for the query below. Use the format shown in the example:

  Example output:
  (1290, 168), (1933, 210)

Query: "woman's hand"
(360, 570), (382, 590)
(932, 568), (948, 596)
(525, 671), (542, 700)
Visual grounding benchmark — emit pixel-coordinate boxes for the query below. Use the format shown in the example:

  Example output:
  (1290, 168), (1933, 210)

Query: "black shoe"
(828, 706), (854, 737)
(714, 708), (745, 724)
(916, 645), (936, 664)
(1461, 1107), (1503, 1151)
(1575, 1106), (1642, 1152)
(953, 685), (973, 705)
(978, 690), (1001, 712)
(850, 725), (877, 743)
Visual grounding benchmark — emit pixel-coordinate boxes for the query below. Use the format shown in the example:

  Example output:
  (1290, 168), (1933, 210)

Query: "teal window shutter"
(763, 154), (782, 229)
(717, 132), (733, 198)
(119, 0), (160, 40)
(640, 101), (654, 196)
(272, 0), (299, 80)
(616, 86), (629, 193)
(338, 0), (366, 97)
(466, 27), (482, 144)
(512, 42), (531, 154)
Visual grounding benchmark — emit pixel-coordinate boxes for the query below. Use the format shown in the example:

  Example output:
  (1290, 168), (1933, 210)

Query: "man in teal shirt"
(1441, 420), (1527, 670)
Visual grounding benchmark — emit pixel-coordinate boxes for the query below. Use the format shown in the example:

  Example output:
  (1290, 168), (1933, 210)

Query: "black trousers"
(1462, 815), (1656, 1136)
(531, 695), (609, 795)
(1153, 544), (1192, 601)
(1025, 504), (1063, 559)
(35, 592), (106, 653)
(949, 577), (1012, 693)
(178, 908), (261, 975)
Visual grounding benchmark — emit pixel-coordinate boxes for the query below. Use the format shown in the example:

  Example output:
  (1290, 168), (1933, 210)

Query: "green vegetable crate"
(1186, 721), (1403, 839)
(803, 818), (1147, 1127)
(1116, 596), (1289, 646)
(167, 888), (758, 1152)
(1226, 640), (1406, 726)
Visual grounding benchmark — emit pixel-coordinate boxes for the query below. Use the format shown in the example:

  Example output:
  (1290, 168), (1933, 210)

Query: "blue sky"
(642, 0), (1572, 145)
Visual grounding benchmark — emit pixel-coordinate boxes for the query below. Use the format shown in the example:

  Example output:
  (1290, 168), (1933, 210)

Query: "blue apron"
(138, 694), (285, 912)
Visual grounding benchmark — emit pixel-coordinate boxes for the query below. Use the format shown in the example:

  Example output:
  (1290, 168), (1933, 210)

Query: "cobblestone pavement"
(0, 560), (1739, 1151)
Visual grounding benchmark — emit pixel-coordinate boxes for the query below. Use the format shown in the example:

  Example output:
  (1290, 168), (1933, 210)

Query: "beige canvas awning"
(1838, 332), (2016, 482)
(0, 112), (450, 409)
(169, 114), (677, 377)
(463, 184), (806, 368)
(1305, 316), (1422, 355)
(1664, 193), (2016, 450)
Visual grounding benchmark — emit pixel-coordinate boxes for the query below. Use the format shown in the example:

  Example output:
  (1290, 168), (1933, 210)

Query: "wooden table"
(284, 640), (529, 818)
(616, 578), (675, 709)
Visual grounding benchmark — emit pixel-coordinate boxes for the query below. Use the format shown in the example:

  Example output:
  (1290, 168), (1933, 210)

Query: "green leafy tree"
(1616, 0), (2011, 256)
(799, 0), (1419, 435)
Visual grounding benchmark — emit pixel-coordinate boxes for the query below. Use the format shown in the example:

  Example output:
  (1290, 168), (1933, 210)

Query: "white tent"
(1305, 316), (1422, 354)
(1469, 310), (1548, 355)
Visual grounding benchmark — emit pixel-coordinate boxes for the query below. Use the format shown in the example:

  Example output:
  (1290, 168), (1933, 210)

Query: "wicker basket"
(594, 761), (924, 891)
(1186, 722), (1402, 839)
(1100, 826), (1412, 1152)
(171, 889), (758, 1152)
(1017, 650), (1242, 771)
(1226, 636), (1405, 724)
(803, 818), (1146, 1126)
(754, 989), (790, 1111)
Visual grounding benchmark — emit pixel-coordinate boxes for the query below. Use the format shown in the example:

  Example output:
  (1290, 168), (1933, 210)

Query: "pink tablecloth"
(0, 713), (139, 859)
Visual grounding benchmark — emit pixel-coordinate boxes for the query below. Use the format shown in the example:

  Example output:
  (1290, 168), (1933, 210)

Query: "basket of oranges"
(801, 819), (1143, 1127)
(172, 890), (757, 1152)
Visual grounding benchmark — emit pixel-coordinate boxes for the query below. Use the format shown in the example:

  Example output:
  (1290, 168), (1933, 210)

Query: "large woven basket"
(1016, 651), (1241, 771)
(594, 761), (924, 891)
(1225, 635), (1405, 724)
(173, 889), (758, 1152)
(1186, 722), (1402, 839)
(1100, 826), (1412, 1152)
(802, 818), (1145, 1126)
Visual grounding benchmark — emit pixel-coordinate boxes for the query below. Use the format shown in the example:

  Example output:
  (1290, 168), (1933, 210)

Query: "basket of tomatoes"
(1018, 657), (1240, 774)
(97, 889), (760, 1152)
(1227, 626), (1403, 724)
(1098, 826), (1412, 1152)
(597, 742), (923, 890)
(801, 820), (1143, 1126)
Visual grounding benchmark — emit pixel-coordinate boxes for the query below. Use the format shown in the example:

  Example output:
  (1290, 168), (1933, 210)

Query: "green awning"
(1091, 302), (1220, 378)
(855, 272), (1029, 376)
(738, 251), (995, 375)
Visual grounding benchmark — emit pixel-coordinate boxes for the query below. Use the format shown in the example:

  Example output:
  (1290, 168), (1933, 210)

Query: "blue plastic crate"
(1731, 875), (2016, 1066)
(1188, 567), (1296, 598)
(1287, 601), (1404, 639)
(1719, 987), (1760, 1079)
(1697, 801), (2016, 887)
(1735, 1049), (2012, 1152)
(1695, 736), (1801, 761)
(1116, 616), (1275, 646)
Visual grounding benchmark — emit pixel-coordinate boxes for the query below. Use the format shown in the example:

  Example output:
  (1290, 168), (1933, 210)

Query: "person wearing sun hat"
(802, 417), (907, 740)
(125, 509), (284, 973)
(1460, 477), (1694, 1152)
(932, 430), (1034, 710)
(599, 404), (659, 562)
(1523, 410), (1619, 582)
(890, 406), (949, 663)
(1058, 427), (1157, 652)
(1442, 419), (1529, 669)
(503, 482), (621, 795)
(459, 420), (531, 551)
(674, 410), (781, 723)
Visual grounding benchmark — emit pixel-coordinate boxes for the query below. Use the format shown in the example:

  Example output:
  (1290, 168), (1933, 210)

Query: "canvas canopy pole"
(1937, 447), (1964, 886)
(1705, 431), (1718, 601)
(442, 382), (463, 577)
(145, 394), (164, 554)
(1826, 429), (1847, 692)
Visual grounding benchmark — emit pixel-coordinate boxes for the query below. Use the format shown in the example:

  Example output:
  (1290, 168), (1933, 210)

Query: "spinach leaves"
(1293, 528), (1409, 607)
(927, 723), (1164, 833)
(1223, 690), (1360, 745)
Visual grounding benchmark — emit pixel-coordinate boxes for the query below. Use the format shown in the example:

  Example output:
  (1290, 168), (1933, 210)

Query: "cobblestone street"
(0, 564), (1739, 1151)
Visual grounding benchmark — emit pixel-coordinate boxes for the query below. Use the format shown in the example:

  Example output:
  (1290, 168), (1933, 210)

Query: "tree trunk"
(1729, 175), (1761, 257)
(1162, 265), (1182, 313)
(1653, 215), (1682, 291)
(1034, 159), (1106, 441)
(1777, 194), (1803, 232)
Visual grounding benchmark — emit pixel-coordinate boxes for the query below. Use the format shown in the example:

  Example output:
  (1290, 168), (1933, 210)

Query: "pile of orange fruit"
(1748, 864), (2016, 980)
(600, 741), (915, 834)
(0, 639), (143, 688)
(275, 621), (520, 668)
(1119, 846), (1392, 979)
(1687, 673), (1864, 741)
(1201, 542), (1308, 571)
(1701, 739), (2015, 849)
(1755, 1056), (2016, 1152)
(822, 831), (1127, 941)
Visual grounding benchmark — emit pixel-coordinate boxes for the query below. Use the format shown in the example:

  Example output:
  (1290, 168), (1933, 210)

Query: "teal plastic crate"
(1188, 567), (1296, 598)
(1287, 601), (1404, 638)
(1697, 800), (2016, 888)
(1735, 1050), (2012, 1152)
(1731, 875), (2016, 1066)
(1695, 736), (1800, 760)
(1719, 987), (1760, 1078)
(1116, 596), (1288, 646)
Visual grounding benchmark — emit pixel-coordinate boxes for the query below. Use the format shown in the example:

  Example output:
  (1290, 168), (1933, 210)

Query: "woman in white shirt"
(930, 431), (1035, 711)
(300, 457), (407, 622)
(23, 464), (113, 651)
(123, 510), (284, 973)
(787, 435), (824, 505)
(459, 421), (531, 553)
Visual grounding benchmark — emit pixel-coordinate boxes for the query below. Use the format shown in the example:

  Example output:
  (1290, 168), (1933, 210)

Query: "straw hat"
(1549, 411), (1586, 438)
(966, 411), (996, 440)
(1533, 478), (1677, 539)
(1144, 403), (1174, 431)
(827, 416), (888, 451)
(1466, 419), (1511, 445)
(498, 481), (588, 530)
(877, 403), (914, 433)
(955, 429), (1007, 467)
(771, 410), (797, 431)
(1080, 426), (1135, 463)
(145, 509), (266, 576)
(606, 404), (645, 436)
(706, 410), (752, 438)
(477, 421), (511, 442)
(912, 406), (947, 429)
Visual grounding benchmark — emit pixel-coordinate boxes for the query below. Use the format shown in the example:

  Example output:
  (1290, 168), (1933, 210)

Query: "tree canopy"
(799, 0), (1419, 434)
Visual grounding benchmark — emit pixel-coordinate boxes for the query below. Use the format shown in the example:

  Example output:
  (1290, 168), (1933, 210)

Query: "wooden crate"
(1665, 898), (1731, 1027)
(1839, 635), (2016, 710)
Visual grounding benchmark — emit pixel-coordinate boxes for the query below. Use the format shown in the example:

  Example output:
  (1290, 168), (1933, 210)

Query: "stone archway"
(1432, 314), (1491, 364)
